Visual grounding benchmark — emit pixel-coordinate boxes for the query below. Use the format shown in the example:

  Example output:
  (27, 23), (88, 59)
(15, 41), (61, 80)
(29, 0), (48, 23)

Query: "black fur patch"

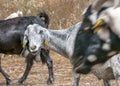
(97, 7), (108, 17)
(84, 5), (92, 18)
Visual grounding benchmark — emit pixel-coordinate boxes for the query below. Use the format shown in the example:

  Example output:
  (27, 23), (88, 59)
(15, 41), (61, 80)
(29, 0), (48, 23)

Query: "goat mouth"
(30, 48), (41, 55)
(31, 51), (39, 55)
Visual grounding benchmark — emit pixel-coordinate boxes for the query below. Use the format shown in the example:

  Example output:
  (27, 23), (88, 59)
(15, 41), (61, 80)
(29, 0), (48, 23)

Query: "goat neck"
(46, 22), (82, 58)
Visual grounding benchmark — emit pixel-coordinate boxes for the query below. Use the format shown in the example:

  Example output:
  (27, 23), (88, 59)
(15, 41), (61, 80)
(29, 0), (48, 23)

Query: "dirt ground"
(0, 51), (116, 86)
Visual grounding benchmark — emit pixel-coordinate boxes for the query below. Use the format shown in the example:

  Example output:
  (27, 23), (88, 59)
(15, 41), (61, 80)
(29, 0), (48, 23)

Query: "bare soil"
(0, 51), (116, 86)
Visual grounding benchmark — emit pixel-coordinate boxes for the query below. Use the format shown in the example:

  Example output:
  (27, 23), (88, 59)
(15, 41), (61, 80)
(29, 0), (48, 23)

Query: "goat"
(0, 12), (54, 85)
(91, 53), (120, 86)
(5, 10), (23, 20)
(80, 5), (109, 31)
(92, 7), (120, 38)
(80, 0), (120, 30)
(23, 22), (120, 86)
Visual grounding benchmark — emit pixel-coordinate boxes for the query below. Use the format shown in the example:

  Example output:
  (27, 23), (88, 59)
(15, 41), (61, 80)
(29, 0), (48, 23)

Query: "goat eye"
(39, 30), (43, 34)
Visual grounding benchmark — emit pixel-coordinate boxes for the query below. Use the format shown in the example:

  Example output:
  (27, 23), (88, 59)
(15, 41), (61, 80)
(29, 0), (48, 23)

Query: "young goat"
(23, 22), (120, 86)
(0, 12), (53, 85)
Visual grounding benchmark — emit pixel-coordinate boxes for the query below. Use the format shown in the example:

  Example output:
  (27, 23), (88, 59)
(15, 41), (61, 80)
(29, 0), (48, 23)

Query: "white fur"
(87, 55), (97, 62)
(97, 28), (110, 43)
(92, 0), (119, 11)
(98, 7), (120, 37)
(5, 10), (23, 20)
(102, 43), (111, 51)
(89, 12), (98, 24)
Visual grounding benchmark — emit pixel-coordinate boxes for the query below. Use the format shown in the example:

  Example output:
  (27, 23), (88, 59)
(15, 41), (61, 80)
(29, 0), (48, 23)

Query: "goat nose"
(30, 45), (36, 50)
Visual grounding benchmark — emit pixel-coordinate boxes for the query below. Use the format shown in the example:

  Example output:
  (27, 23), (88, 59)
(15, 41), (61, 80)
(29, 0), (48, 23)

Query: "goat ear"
(23, 29), (29, 48)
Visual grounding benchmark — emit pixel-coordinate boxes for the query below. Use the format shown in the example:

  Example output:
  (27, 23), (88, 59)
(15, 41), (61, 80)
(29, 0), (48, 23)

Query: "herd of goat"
(1, 0), (120, 86)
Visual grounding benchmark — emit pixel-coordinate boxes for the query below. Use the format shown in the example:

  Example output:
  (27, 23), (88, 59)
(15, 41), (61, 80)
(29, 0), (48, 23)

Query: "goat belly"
(0, 40), (22, 54)
(0, 47), (22, 54)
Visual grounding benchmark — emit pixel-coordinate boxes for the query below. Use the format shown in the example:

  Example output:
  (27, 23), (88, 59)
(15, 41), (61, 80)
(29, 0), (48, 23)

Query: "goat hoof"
(47, 78), (54, 85)
(47, 80), (52, 85)
(17, 79), (23, 84)
(6, 79), (12, 85)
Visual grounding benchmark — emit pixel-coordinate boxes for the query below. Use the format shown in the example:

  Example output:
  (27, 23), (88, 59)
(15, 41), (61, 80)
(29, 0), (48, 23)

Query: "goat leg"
(103, 80), (111, 86)
(0, 56), (12, 85)
(72, 69), (80, 86)
(46, 59), (54, 84)
(0, 66), (12, 85)
(41, 49), (54, 84)
(17, 53), (34, 84)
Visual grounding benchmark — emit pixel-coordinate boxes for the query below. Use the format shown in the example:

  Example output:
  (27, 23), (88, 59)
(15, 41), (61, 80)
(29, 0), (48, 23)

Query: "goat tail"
(37, 11), (50, 28)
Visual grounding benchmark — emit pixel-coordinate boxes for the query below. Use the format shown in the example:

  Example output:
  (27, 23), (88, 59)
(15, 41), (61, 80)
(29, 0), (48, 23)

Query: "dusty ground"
(0, 51), (116, 86)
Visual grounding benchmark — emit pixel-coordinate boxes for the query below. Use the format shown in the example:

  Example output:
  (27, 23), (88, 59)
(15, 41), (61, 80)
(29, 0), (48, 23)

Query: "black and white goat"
(80, 0), (120, 30)
(23, 22), (120, 86)
(0, 12), (54, 85)
(80, 1), (120, 48)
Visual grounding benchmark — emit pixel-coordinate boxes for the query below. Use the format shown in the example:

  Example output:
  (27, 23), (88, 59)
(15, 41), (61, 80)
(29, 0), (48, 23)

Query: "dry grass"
(0, 51), (116, 86)
(0, 0), (93, 29)
(0, 0), (117, 86)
